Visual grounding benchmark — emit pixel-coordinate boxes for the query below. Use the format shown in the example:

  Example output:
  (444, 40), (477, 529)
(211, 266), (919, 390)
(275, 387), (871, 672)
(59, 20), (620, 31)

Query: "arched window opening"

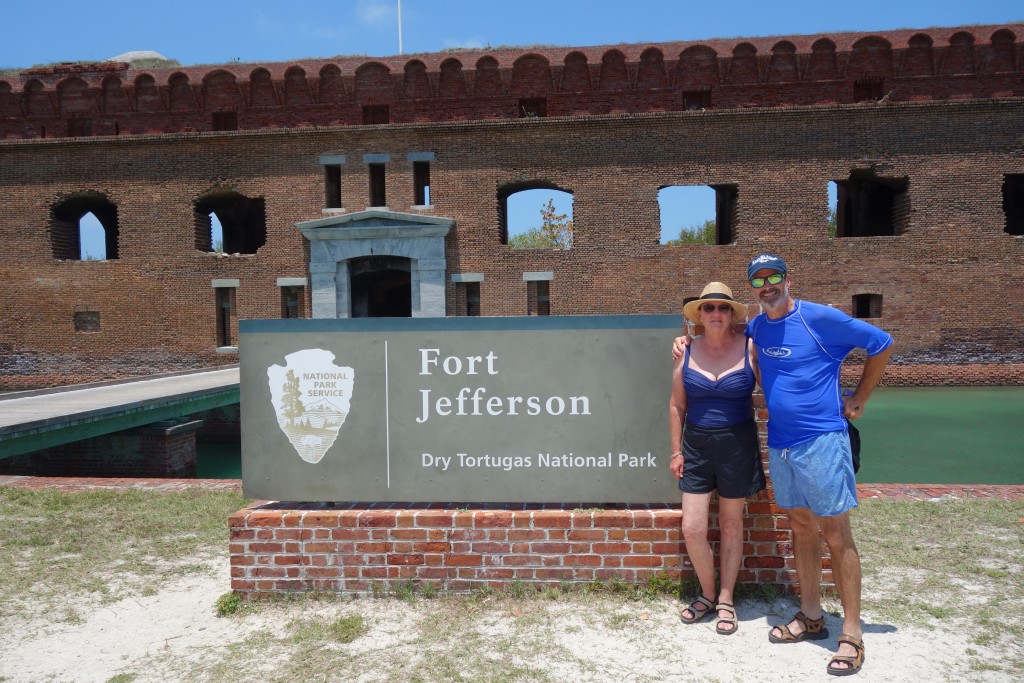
(659, 185), (736, 245)
(499, 185), (573, 249)
(79, 212), (106, 260)
(50, 192), (119, 261)
(194, 191), (266, 254)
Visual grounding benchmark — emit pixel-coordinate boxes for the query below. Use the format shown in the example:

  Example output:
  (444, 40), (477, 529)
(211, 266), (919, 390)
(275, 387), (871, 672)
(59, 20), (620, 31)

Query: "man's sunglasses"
(700, 304), (733, 313)
(749, 273), (785, 288)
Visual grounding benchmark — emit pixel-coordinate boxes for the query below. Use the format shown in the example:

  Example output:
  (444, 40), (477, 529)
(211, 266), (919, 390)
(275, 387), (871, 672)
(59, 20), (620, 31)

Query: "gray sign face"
(240, 316), (681, 503)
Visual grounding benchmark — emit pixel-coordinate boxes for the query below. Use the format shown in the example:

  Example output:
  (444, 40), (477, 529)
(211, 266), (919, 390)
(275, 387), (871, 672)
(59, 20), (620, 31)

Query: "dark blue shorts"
(679, 419), (766, 499)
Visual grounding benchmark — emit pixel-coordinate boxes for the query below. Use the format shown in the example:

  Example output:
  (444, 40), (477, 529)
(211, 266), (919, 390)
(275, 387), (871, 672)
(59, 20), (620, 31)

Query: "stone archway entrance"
(296, 209), (454, 318)
(349, 256), (412, 317)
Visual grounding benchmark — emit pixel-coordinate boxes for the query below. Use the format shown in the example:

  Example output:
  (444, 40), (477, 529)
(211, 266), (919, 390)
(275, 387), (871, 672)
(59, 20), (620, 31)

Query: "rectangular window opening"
(457, 282), (480, 316)
(413, 161), (431, 205)
(68, 118), (92, 137)
(682, 90), (712, 110)
(216, 288), (235, 347)
(835, 174), (909, 237)
(281, 286), (304, 319)
(369, 163), (386, 207)
(73, 311), (100, 333)
(853, 293), (883, 319)
(325, 165), (342, 209)
(853, 79), (884, 103)
(212, 111), (238, 131)
(528, 280), (551, 316)
(519, 98), (547, 118)
(1003, 174), (1024, 236)
(363, 105), (390, 125)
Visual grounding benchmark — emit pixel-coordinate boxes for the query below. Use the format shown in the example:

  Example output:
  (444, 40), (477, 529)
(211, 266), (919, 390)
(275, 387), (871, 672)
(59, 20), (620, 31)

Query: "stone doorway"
(296, 209), (453, 319)
(349, 256), (412, 317)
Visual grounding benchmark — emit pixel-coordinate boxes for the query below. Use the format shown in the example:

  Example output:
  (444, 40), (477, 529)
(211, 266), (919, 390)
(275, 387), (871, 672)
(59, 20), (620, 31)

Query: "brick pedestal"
(227, 493), (801, 596)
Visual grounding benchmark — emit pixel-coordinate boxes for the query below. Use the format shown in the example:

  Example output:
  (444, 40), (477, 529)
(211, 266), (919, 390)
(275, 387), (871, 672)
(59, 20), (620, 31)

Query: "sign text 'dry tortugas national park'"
(240, 316), (679, 503)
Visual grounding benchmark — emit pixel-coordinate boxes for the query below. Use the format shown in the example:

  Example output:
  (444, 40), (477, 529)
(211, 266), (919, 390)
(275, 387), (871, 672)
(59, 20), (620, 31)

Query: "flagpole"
(398, 0), (403, 55)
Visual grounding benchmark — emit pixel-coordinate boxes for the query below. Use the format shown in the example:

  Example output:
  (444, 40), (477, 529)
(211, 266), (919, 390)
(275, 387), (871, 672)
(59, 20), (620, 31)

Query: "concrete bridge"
(0, 368), (239, 472)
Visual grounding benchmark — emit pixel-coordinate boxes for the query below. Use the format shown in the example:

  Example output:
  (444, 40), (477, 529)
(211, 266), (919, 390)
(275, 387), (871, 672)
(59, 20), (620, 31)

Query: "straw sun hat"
(682, 282), (749, 324)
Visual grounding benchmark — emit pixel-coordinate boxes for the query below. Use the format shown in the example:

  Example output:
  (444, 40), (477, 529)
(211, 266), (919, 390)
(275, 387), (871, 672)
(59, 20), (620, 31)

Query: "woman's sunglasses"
(749, 273), (785, 288)
(700, 303), (733, 313)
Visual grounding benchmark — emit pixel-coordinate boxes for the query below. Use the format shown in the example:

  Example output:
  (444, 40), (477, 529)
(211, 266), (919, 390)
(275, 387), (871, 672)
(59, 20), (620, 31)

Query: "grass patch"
(0, 487), (245, 611)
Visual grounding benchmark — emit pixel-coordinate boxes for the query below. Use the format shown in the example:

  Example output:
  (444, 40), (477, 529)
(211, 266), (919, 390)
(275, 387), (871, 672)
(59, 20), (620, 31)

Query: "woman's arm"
(668, 355), (687, 478)
(748, 337), (761, 388)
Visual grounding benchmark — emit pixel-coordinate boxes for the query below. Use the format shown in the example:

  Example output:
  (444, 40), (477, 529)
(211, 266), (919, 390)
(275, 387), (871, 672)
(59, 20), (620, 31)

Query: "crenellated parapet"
(1, 23), (1022, 139)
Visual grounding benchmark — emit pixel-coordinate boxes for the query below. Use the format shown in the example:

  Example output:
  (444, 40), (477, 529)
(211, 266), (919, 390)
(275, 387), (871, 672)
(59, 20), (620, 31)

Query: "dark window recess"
(853, 79), (884, 102)
(216, 288), (234, 347)
(528, 280), (551, 316)
(50, 191), (120, 261)
(194, 192), (267, 254)
(853, 293), (883, 319)
(458, 282), (480, 316)
(325, 165), (342, 209)
(682, 90), (712, 110)
(73, 311), (100, 333)
(369, 163), (386, 206)
(1003, 174), (1024, 236)
(413, 161), (431, 205)
(281, 286), (304, 318)
(834, 173), (909, 237)
(68, 118), (92, 137)
(519, 98), (547, 118)
(212, 111), (238, 131)
(712, 184), (738, 244)
(363, 105), (390, 124)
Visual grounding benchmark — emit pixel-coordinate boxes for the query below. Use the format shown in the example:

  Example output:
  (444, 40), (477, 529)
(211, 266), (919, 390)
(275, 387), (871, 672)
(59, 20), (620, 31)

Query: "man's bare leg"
(770, 507), (823, 639)
(820, 512), (863, 670)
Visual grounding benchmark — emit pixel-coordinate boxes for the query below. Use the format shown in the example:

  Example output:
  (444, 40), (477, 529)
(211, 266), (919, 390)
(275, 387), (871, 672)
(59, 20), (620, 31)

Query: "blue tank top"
(683, 342), (755, 428)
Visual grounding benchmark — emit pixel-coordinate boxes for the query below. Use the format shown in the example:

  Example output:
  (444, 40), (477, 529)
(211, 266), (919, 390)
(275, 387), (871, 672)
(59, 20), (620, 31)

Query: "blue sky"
(2, 0), (1019, 255)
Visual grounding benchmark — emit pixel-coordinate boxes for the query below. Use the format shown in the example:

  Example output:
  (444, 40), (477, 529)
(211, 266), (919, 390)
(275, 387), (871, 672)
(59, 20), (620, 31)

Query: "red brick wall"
(0, 428), (197, 477)
(227, 496), (799, 595)
(2, 24), (1022, 139)
(1, 23), (1022, 390)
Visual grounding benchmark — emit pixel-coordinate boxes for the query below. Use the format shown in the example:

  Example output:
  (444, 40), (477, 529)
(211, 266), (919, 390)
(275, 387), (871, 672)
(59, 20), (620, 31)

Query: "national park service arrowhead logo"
(267, 349), (354, 463)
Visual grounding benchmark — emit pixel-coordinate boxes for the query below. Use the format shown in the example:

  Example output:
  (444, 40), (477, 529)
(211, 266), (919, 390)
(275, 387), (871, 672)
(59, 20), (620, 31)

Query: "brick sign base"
(227, 494), (817, 596)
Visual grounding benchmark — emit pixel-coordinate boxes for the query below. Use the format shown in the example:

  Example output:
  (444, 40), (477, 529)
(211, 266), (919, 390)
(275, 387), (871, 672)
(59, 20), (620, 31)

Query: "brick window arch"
(50, 191), (119, 261)
(598, 49), (630, 91)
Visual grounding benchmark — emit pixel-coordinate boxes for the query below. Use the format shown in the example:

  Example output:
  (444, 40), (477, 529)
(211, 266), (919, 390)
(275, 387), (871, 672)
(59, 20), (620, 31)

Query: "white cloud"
(356, 0), (396, 28)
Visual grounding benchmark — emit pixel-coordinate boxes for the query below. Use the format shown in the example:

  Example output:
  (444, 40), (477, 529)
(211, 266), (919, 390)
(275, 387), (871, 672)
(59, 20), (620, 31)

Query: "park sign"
(239, 315), (681, 503)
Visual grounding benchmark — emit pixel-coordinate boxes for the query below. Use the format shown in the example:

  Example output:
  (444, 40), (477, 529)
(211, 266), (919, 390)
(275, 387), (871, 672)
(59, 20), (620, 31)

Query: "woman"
(669, 282), (765, 635)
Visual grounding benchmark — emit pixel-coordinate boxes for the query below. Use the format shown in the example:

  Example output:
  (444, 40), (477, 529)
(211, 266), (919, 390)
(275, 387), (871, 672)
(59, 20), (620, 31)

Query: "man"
(675, 254), (893, 676)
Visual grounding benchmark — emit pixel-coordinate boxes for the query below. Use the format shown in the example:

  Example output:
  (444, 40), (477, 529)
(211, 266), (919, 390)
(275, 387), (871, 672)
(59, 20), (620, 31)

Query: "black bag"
(846, 419), (861, 474)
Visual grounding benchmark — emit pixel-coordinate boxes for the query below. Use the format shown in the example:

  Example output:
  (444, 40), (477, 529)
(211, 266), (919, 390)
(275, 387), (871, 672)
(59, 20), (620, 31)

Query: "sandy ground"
(0, 555), (1011, 683)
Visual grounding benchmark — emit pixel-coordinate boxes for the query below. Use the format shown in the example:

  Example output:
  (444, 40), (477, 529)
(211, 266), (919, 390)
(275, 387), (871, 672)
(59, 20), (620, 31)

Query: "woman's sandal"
(768, 611), (830, 643)
(715, 602), (738, 635)
(827, 634), (865, 676)
(679, 595), (716, 624)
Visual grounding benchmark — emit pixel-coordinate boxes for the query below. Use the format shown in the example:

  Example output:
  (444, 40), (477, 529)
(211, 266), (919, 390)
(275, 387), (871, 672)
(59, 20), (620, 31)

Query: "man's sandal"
(715, 602), (738, 635)
(679, 595), (716, 624)
(827, 634), (865, 676)
(768, 611), (829, 643)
